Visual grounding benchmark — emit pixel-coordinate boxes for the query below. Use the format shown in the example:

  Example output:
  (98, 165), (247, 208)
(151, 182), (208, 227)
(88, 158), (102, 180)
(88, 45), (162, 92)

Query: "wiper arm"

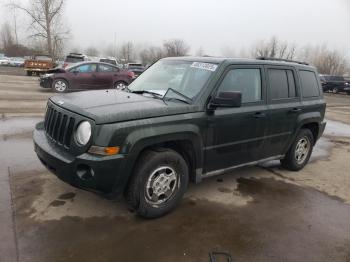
(131, 90), (163, 98)
(165, 97), (190, 104)
(163, 88), (192, 104)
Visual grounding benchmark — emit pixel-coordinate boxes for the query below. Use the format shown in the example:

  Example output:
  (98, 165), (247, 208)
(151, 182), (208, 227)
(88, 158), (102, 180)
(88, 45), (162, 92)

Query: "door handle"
(253, 112), (266, 118)
(290, 108), (302, 113)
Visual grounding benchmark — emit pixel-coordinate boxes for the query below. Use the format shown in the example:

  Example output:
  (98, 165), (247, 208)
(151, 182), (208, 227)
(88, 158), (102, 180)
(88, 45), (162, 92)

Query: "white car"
(9, 57), (25, 67)
(0, 57), (10, 66)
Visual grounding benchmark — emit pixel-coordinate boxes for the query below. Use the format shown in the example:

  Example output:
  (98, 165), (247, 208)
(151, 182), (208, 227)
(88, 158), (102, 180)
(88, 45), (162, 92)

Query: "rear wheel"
(52, 79), (68, 93)
(126, 149), (189, 218)
(114, 81), (127, 90)
(26, 71), (32, 76)
(281, 129), (314, 171)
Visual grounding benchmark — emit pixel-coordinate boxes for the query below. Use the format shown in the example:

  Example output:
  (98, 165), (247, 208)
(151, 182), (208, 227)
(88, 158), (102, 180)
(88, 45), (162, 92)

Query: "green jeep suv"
(34, 56), (326, 218)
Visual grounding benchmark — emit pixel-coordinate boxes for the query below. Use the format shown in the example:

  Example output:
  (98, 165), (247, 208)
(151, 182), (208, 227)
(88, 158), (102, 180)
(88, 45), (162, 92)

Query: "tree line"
(0, 0), (348, 75)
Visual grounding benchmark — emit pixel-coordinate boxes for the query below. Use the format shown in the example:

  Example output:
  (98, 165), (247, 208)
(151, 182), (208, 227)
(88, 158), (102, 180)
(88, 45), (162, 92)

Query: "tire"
(52, 79), (69, 93)
(281, 129), (314, 171)
(114, 81), (127, 90)
(332, 88), (338, 94)
(26, 71), (32, 76)
(126, 148), (189, 218)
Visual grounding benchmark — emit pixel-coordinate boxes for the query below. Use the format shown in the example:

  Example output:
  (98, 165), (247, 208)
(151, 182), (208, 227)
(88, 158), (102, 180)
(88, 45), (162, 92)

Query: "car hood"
(50, 90), (199, 124)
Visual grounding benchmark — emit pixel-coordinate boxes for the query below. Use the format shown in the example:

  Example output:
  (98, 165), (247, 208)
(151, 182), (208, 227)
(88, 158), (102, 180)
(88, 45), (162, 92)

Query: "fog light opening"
(76, 164), (95, 181)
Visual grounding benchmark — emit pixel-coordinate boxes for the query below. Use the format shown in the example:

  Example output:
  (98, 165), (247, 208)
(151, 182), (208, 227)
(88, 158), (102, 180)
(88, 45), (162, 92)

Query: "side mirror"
(209, 91), (242, 109)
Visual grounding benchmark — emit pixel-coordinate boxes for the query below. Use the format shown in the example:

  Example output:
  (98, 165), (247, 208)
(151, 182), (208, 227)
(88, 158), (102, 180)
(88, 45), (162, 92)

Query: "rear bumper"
(318, 121), (327, 140)
(33, 122), (127, 196)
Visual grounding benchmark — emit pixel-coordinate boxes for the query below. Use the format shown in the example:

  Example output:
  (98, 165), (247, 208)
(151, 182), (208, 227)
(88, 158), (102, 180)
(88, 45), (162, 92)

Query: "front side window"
(217, 68), (262, 103)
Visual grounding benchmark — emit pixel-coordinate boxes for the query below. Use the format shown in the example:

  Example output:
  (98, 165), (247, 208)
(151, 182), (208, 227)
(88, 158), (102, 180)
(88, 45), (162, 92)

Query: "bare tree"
(7, 0), (19, 45)
(104, 44), (116, 57)
(10, 0), (69, 58)
(195, 46), (205, 56)
(118, 42), (135, 63)
(85, 46), (99, 57)
(139, 46), (165, 65)
(0, 22), (14, 50)
(252, 36), (297, 59)
(299, 45), (348, 75)
(163, 39), (190, 57)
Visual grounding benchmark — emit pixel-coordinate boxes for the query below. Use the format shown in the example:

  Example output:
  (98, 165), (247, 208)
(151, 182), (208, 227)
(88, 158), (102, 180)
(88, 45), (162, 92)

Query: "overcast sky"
(1, 0), (350, 56)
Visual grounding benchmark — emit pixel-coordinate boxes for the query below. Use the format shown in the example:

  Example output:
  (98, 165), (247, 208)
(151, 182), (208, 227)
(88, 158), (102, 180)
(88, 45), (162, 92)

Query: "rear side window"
(218, 68), (262, 103)
(99, 64), (117, 72)
(269, 69), (297, 100)
(299, 70), (320, 98)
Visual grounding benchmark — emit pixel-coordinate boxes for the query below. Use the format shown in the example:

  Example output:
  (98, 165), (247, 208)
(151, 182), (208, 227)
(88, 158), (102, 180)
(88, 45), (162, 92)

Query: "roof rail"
(256, 56), (309, 66)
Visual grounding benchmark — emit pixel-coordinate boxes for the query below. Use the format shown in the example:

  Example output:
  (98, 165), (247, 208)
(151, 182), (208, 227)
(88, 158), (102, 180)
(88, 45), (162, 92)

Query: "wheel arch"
(110, 129), (204, 197)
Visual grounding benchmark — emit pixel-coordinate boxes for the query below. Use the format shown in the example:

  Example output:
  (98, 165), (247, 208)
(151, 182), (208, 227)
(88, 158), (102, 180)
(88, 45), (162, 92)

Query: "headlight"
(75, 121), (91, 145)
(43, 73), (54, 78)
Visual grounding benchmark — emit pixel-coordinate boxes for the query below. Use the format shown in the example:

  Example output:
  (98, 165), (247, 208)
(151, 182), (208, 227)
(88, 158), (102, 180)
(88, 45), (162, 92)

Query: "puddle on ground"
(324, 119), (350, 137)
(12, 171), (350, 262)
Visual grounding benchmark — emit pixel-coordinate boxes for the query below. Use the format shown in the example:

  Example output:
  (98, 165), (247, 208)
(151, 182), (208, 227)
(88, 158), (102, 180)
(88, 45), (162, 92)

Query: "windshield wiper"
(131, 90), (163, 98)
(165, 97), (190, 104)
(163, 88), (192, 104)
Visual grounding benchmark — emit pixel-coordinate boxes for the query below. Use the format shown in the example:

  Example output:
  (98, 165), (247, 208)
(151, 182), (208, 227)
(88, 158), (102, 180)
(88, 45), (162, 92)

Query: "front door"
(70, 63), (98, 90)
(204, 66), (269, 173)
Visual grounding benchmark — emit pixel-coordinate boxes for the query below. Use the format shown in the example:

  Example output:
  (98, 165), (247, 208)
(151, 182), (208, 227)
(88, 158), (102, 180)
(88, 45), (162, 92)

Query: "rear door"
(96, 64), (117, 88)
(204, 65), (269, 173)
(264, 66), (302, 157)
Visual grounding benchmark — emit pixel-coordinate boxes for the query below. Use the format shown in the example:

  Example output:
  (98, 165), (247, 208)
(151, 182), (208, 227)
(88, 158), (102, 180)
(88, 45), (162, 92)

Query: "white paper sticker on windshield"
(191, 62), (218, 72)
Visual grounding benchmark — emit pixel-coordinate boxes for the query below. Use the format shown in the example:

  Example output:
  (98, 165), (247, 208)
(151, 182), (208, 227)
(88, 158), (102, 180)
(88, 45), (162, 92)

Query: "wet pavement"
(1, 116), (350, 262)
(1, 73), (350, 262)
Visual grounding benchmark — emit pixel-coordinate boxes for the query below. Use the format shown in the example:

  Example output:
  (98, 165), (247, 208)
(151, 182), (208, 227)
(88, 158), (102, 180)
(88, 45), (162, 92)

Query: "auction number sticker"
(191, 62), (218, 71)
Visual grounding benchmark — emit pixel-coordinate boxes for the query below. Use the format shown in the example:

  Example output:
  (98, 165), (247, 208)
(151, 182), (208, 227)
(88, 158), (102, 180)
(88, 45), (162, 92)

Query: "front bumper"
(33, 123), (127, 195)
(39, 77), (52, 88)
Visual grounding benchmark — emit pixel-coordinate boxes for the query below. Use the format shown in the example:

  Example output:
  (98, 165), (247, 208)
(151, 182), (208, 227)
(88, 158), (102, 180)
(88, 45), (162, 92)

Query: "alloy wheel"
(145, 166), (180, 206)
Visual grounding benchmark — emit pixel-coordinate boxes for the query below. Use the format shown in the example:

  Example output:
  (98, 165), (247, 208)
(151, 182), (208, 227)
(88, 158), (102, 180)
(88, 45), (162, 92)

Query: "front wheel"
(52, 79), (68, 93)
(281, 129), (314, 171)
(332, 88), (338, 94)
(114, 81), (127, 90)
(126, 149), (189, 218)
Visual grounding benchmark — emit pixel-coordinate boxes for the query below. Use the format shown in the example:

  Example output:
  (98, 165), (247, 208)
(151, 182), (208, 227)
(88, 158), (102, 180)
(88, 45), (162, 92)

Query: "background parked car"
(24, 55), (56, 76)
(322, 75), (350, 94)
(319, 74), (350, 94)
(126, 62), (145, 77)
(40, 62), (135, 92)
(99, 57), (121, 67)
(0, 57), (10, 65)
(9, 57), (25, 67)
(63, 53), (89, 69)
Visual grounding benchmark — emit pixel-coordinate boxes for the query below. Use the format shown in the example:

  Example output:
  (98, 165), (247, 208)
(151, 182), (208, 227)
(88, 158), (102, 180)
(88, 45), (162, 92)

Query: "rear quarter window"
(299, 70), (320, 98)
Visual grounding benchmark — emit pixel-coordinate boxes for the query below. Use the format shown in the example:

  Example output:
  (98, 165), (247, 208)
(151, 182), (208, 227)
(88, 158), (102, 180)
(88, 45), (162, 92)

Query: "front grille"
(44, 104), (75, 148)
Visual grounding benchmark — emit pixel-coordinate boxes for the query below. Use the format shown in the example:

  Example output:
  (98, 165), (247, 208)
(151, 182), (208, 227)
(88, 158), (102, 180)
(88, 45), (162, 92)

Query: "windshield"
(128, 60), (217, 100)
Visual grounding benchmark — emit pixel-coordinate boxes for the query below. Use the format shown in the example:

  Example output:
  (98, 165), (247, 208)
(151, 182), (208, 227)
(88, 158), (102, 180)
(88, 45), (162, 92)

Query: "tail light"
(127, 71), (135, 78)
